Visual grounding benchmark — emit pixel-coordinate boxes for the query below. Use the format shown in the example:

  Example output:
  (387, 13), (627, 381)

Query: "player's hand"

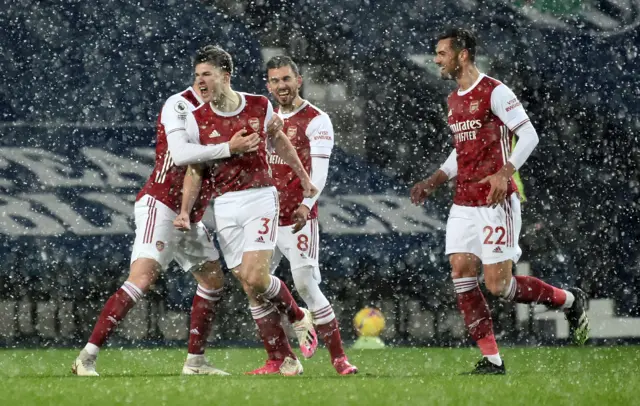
(479, 172), (509, 207)
(301, 179), (318, 198)
(410, 180), (435, 205)
(173, 212), (191, 231)
(229, 129), (260, 154)
(292, 204), (310, 234)
(266, 114), (284, 135)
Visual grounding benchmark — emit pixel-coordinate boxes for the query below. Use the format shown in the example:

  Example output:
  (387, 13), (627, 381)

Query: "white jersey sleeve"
(265, 99), (276, 153)
(162, 96), (230, 166)
(439, 149), (458, 179)
(490, 84), (539, 170)
(306, 113), (334, 157)
(264, 100), (274, 133)
(490, 84), (530, 131)
(161, 96), (191, 136)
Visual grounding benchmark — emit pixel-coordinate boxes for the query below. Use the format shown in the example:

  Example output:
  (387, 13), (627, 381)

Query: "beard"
(440, 63), (461, 81)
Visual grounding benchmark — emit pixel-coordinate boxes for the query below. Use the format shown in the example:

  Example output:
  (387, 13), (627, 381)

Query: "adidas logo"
(492, 246), (503, 253)
(190, 328), (200, 335)
(255, 236), (265, 243)
(209, 129), (221, 138)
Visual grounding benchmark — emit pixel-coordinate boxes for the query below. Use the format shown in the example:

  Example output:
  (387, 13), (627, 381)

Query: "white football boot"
(292, 308), (318, 358)
(279, 356), (303, 376)
(71, 349), (99, 377)
(182, 355), (230, 376)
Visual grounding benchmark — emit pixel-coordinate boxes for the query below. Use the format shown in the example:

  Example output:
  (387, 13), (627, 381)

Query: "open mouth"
(199, 85), (209, 98)
(277, 89), (290, 97)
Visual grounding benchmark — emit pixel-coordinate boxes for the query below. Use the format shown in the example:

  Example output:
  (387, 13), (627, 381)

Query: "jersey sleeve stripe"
(166, 127), (186, 134)
(511, 118), (530, 132)
(310, 154), (331, 158)
(500, 125), (509, 165)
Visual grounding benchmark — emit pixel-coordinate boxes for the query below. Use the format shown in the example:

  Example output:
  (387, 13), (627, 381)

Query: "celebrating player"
(410, 28), (590, 374)
(72, 47), (261, 377)
(262, 55), (357, 375)
(173, 46), (318, 376)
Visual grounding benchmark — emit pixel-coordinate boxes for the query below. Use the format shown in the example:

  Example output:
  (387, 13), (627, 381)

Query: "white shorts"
(445, 193), (522, 265)
(214, 187), (279, 269)
(131, 195), (220, 271)
(270, 218), (320, 273)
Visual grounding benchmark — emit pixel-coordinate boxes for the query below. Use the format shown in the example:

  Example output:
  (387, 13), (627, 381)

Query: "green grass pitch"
(0, 346), (638, 405)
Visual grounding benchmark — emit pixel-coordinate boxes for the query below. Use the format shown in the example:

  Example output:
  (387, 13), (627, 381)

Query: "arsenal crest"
(286, 126), (297, 138)
(469, 100), (480, 114)
(156, 241), (165, 252)
(248, 118), (260, 132)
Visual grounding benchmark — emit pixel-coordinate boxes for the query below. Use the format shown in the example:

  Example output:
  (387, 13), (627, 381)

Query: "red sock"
(455, 282), (498, 356)
(508, 276), (567, 307)
(263, 276), (304, 324)
(88, 285), (140, 347)
(251, 304), (296, 360)
(316, 317), (345, 361)
(187, 285), (222, 355)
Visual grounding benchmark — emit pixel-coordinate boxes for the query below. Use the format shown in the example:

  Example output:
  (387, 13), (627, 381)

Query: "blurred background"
(0, 0), (638, 348)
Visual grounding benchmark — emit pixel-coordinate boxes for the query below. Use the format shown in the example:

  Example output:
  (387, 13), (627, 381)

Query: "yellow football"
(353, 307), (385, 337)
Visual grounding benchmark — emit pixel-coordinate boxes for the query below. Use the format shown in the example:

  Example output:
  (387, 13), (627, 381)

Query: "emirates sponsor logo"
(449, 119), (482, 133)
(450, 119), (482, 143)
(268, 154), (287, 165)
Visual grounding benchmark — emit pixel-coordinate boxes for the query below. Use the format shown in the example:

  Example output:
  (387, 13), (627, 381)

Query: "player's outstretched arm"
(167, 131), (232, 166)
(173, 164), (204, 231)
(410, 149), (457, 205)
(270, 130), (318, 198)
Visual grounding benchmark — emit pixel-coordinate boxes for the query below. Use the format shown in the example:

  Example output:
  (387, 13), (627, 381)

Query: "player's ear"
(459, 49), (469, 63)
(297, 75), (303, 87)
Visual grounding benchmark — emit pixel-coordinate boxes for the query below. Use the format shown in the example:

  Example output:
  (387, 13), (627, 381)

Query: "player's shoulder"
(240, 92), (270, 107)
(481, 74), (504, 88)
(482, 75), (516, 96)
(164, 87), (203, 113)
(303, 101), (329, 120)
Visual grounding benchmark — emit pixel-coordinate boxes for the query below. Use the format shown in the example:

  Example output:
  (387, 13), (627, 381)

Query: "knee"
(449, 254), (479, 280)
(242, 268), (270, 292)
(128, 258), (161, 293)
(484, 278), (509, 297)
(192, 261), (224, 290)
(291, 267), (314, 298)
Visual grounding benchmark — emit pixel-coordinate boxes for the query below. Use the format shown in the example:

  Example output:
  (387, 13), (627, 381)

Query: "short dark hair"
(265, 55), (300, 76)
(193, 45), (233, 74)
(438, 28), (477, 62)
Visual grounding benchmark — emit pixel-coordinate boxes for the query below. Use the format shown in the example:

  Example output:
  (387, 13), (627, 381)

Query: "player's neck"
(456, 65), (480, 92)
(279, 97), (305, 114)
(211, 88), (240, 112)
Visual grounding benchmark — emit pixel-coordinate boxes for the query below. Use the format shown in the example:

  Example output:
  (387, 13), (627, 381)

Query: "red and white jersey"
(190, 92), (275, 197)
(448, 74), (530, 206)
(269, 101), (334, 226)
(136, 87), (214, 223)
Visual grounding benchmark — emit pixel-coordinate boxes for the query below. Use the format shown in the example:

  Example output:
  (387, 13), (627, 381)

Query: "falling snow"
(0, 0), (639, 396)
